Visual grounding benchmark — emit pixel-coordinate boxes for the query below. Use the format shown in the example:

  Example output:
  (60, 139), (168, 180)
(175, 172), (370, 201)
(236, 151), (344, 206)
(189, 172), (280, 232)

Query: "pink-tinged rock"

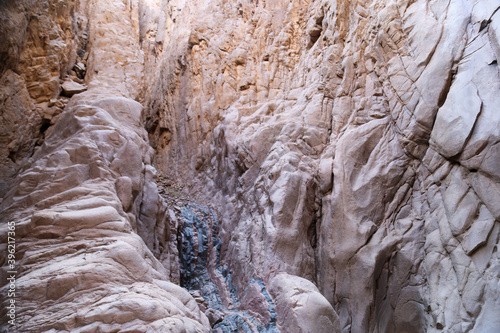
(61, 80), (87, 97)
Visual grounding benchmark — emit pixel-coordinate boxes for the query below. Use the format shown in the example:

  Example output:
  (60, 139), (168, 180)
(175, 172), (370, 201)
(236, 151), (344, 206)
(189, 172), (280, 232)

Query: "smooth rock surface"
(269, 273), (340, 333)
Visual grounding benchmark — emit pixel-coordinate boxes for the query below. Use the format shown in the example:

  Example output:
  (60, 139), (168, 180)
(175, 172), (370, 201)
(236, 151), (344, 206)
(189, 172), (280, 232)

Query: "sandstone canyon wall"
(1, 0), (499, 332)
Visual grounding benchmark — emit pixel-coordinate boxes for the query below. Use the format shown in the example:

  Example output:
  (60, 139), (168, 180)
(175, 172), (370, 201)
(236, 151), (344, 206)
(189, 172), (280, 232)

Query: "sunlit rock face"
(1, 0), (499, 332)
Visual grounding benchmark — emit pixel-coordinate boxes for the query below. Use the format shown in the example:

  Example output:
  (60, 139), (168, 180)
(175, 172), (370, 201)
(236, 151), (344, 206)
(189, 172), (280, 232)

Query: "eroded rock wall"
(0, 0), (209, 331)
(141, 0), (500, 332)
(0, 0), (84, 197)
(1, 0), (499, 332)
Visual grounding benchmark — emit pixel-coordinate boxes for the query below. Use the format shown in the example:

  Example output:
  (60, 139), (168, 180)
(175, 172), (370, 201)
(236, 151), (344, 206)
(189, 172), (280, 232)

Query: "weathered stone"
(461, 205), (496, 255)
(116, 176), (133, 211)
(431, 81), (482, 159)
(1, 0), (500, 332)
(0, 70), (40, 195)
(269, 273), (341, 333)
(74, 62), (86, 79)
(61, 80), (87, 97)
(0, 0), (209, 331)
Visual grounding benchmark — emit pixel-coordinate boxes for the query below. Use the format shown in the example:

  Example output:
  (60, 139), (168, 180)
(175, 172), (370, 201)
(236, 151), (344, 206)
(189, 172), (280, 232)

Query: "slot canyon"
(0, 0), (499, 332)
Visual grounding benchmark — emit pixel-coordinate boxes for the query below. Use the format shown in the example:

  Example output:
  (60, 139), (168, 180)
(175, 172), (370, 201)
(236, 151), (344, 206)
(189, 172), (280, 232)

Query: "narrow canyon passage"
(1, 0), (500, 332)
(176, 203), (279, 331)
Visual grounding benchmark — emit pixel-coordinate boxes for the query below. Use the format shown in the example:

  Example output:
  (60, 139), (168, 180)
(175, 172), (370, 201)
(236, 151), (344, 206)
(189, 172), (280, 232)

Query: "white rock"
(431, 81), (482, 158)
(269, 273), (341, 333)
